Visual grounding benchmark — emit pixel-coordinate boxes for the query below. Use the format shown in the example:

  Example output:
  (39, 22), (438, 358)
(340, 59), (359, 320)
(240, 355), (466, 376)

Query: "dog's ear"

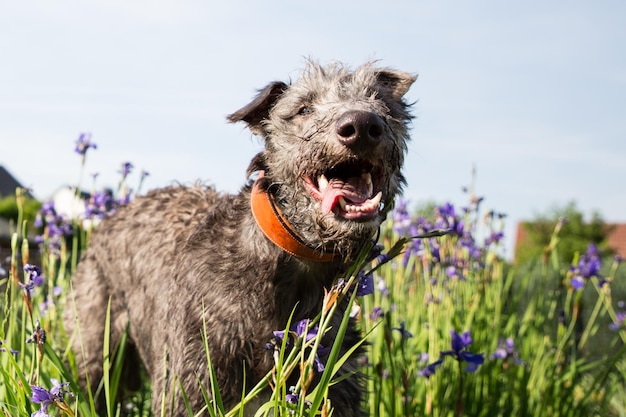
(374, 69), (417, 100)
(245, 152), (268, 178)
(227, 81), (288, 136)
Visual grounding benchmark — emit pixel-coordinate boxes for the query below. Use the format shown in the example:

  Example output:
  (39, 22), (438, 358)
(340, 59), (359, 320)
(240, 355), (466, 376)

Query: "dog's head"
(229, 61), (416, 255)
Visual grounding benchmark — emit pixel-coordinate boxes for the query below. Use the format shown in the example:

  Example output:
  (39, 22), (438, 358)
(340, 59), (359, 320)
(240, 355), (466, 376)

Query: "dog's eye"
(297, 105), (313, 116)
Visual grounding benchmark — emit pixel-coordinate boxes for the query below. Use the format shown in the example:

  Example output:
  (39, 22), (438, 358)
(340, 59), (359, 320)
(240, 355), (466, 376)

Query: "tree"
(515, 201), (611, 265)
(0, 191), (42, 230)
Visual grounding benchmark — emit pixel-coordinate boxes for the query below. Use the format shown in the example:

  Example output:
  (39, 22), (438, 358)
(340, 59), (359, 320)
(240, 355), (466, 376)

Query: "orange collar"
(250, 179), (340, 263)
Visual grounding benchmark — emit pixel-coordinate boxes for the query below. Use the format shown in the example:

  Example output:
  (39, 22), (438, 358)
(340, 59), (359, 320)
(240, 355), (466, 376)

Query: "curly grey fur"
(64, 61), (416, 416)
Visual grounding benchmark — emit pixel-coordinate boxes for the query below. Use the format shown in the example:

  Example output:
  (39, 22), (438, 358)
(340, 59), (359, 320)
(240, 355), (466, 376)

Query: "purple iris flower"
(26, 320), (46, 345)
(285, 385), (312, 409)
(85, 190), (115, 219)
(20, 280), (35, 297)
(366, 242), (392, 267)
(294, 320), (318, 343)
(30, 378), (70, 416)
(376, 276), (389, 298)
(571, 276), (585, 291)
(271, 319), (329, 373)
(434, 203), (464, 236)
(441, 330), (485, 372)
(365, 242), (383, 261)
(285, 391), (299, 405)
(391, 198), (412, 235)
(40, 201), (57, 221)
(285, 385), (302, 405)
(24, 264), (45, 287)
(119, 161), (134, 178)
(491, 338), (514, 359)
(35, 201), (75, 253)
(485, 231), (505, 246)
(392, 321), (413, 339)
(445, 266), (457, 277)
(117, 190), (133, 206)
(369, 306), (385, 321)
(74, 132), (97, 156)
(418, 357), (444, 378)
(609, 311), (626, 331)
(419, 330), (484, 378)
(356, 271), (374, 296)
(570, 243), (603, 290)
(34, 214), (44, 228)
(402, 238), (422, 267)
(491, 337), (525, 365)
(579, 243), (602, 277)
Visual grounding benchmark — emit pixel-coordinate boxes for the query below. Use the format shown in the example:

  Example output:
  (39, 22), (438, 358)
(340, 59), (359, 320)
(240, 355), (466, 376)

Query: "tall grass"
(360, 197), (626, 417)
(1, 139), (624, 416)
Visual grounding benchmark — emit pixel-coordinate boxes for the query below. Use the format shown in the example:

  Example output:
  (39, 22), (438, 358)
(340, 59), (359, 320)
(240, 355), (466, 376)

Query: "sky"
(1, 1), (625, 259)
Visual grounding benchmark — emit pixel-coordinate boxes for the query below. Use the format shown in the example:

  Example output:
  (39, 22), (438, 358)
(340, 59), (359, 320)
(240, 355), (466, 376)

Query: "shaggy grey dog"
(65, 61), (415, 416)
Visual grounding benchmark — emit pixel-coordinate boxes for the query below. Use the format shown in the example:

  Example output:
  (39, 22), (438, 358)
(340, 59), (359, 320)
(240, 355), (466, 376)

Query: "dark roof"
(0, 165), (26, 197)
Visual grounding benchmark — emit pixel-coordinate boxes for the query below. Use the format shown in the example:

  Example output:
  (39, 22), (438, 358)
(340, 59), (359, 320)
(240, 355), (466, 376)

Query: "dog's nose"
(336, 110), (384, 148)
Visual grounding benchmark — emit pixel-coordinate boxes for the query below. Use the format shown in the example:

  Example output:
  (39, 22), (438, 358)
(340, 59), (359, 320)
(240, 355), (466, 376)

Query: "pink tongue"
(320, 177), (370, 214)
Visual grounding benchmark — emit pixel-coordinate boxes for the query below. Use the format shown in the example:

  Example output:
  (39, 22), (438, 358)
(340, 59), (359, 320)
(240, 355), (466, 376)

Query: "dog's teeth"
(338, 196), (347, 210)
(318, 175), (329, 192)
(370, 191), (382, 206)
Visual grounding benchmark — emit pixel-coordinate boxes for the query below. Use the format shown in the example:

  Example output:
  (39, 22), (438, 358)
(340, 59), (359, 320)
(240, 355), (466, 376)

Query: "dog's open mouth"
(303, 160), (383, 221)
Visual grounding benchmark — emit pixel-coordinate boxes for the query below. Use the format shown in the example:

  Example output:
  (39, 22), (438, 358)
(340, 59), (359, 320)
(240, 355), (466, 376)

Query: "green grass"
(1, 156), (625, 416)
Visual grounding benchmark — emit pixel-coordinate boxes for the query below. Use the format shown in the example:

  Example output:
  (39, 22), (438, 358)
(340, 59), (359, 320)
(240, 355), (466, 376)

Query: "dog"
(65, 61), (416, 416)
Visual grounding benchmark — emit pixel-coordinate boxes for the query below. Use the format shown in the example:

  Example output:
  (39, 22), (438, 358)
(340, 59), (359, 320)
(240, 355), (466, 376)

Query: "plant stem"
(455, 359), (464, 417)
